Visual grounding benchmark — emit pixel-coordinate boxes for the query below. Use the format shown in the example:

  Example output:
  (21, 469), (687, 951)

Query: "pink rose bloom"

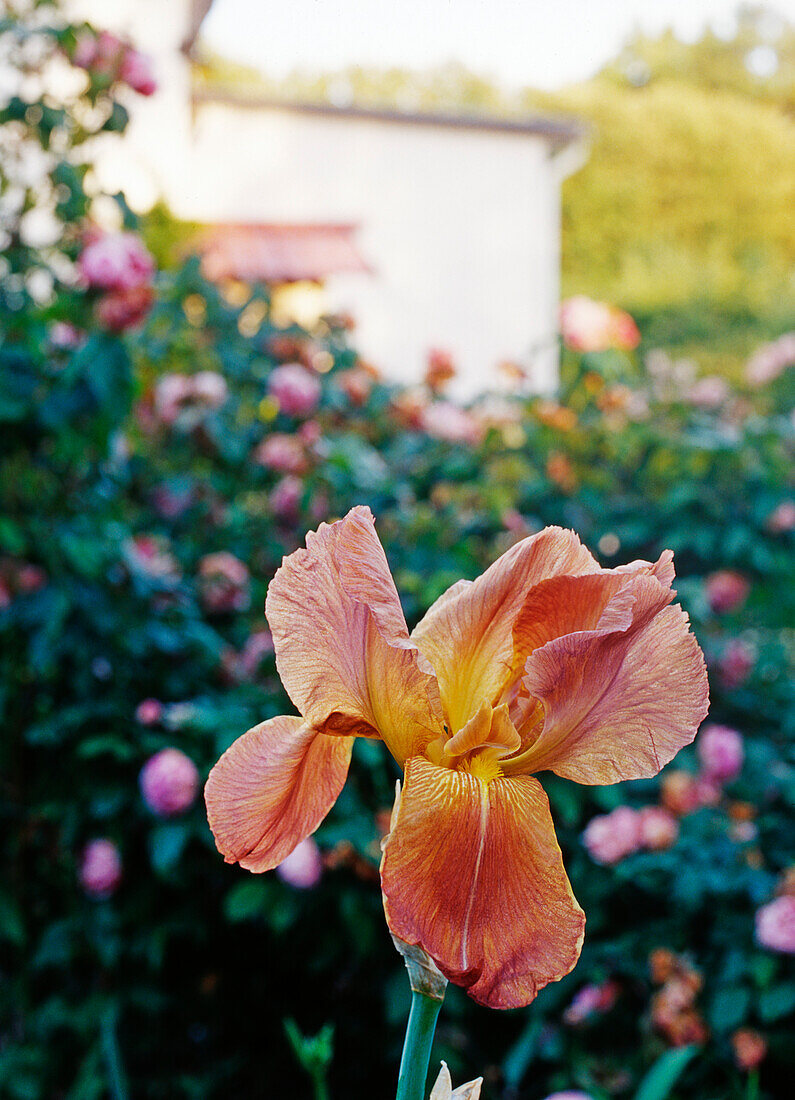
(254, 433), (308, 474)
(542, 1094), (594, 1100)
(705, 570), (750, 614)
(16, 564), (47, 593)
(276, 837), (323, 889)
(126, 535), (180, 580)
(661, 770), (719, 815)
(563, 980), (619, 1024)
(192, 370), (228, 410)
(154, 374), (194, 425)
(268, 364), (321, 417)
(79, 839), (122, 898)
(767, 500), (795, 533)
(119, 47), (157, 95)
(583, 806), (642, 865)
(270, 475), (303, 522)
(746, 333), (795, 386)
(697, 723), (744, 783)
(638, 806), (679, 850)
(198, 552), (250, 614)
(238, 630), (275, 679)
(79, 232), (154, 292)
(140, 748), (200, 818)
(72, 32), (99, 69)
(95, 285), (154, 332)
(421, 401), (484, 445)
(688, 376), (729, 409)
(719, 639), (755, 689)
(298, 419), (322, 446)
(560, 296), (639, 353)
(50, 321), (84, 349)
(135, 698), (163, 726)
(755, 896), (795, 954)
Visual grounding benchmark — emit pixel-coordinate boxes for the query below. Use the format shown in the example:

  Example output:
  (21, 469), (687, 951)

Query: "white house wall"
(188, 104), (562, 393)
(68, 0), (569, 394)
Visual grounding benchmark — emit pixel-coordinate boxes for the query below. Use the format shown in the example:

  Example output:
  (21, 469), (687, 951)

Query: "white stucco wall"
(68, 0), (578, 395)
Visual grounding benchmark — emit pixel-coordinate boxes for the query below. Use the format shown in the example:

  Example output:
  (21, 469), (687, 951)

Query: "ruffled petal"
(381, 757), (585, 1009)
(205, 715), (353, 871)
(266, 506), (444, 763)
(511, 574), (709, 784)
(411, 527), (599, 733)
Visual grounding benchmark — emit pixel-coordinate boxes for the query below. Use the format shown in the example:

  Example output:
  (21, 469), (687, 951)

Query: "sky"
(202, 0), (795, 90)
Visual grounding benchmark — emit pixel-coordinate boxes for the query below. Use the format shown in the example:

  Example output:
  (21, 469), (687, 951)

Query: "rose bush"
(1, 3), (792, 1098)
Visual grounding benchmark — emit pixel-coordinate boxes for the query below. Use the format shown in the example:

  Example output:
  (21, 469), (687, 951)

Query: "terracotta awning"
(196, 223), (371, 284)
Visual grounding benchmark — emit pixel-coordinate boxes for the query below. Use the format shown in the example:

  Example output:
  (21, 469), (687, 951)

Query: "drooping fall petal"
(266, 506), (444, 763)
(205, 716), (353, 871)
(512, 575), (709, 784)
(411, 527), (599, 732)
(381, 757), (585, 1010)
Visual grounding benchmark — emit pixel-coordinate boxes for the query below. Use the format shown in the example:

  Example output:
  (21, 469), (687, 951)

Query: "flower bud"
(697, 723), (744, 783)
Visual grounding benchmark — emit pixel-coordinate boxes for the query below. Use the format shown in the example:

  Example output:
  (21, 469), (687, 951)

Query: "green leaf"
(758, 982), (795, 1023)
(633, 1046), (698, 1100)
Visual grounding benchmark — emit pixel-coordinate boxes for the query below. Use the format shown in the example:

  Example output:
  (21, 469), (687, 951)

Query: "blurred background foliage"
(1, 3), (794, 1099)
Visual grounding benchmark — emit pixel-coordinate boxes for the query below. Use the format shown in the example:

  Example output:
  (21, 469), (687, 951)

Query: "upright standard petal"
(512, 574), (709, 784)
(205, 716), (353, 871)
(266, 507), (443, 763)
(381, 757), (585, 1010)
(411, 527), (599, 733)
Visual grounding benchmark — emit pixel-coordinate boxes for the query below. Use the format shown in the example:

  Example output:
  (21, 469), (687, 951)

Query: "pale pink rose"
(583, 806), (642, 865)
(705, 570), (750, 614)
(662, 770), (719, 815)
(719, 639), (755, 689)
(767, 500), (795, 533)
(50, 321), (84, 349)
(270, 475), (303, 522)
(192, 370), (228, 410)
(542, 1093), (594, 1100)
(563, 980), (619, 1024)
(198, 552), (250, 614)
(746, 333), (795, 386)
(238, 630), (274, 679)
(254, 433), (308, 474)
(276, 838), (323, 889)
(697, 724), (744, 783)
(16, 564), (47, 593)
(421, 401), (484, 445)
(298, 419), (322, 446)
(79, 839), (122, 898)
(154, 374), (194, 425)
(755, 896), (795, 954)
(72, 32), (99, 69)
(126, 535), (180, 581)
(95, 285), (154, 331)
(139, 748), (200, 818)
(135, 698), (163, 726)
(688, 376), (729, 409)
(638, 806), (679, 850)
(560, 296), (640, 353)
(79, 232), (154, 292)
(268, 364), (321, 417)
(119, 47), (157, 95)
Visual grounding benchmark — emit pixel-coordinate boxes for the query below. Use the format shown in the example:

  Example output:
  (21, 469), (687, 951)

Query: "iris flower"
(206, 507), (708, 1009)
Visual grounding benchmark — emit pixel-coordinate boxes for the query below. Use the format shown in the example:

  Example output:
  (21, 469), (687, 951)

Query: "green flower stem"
(395, 987), (444, 1100)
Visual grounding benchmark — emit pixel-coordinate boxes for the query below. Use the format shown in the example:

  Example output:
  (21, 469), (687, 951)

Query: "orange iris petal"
(381, 757), (585, 1010)
(411, 526), (600, 732)
(515, 574), (710, 783)
(205, 716), (353, 871)
(266, 506), (444, 763)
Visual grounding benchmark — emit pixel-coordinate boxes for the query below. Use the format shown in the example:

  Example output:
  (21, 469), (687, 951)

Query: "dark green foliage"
(1, 4), (793, 1099)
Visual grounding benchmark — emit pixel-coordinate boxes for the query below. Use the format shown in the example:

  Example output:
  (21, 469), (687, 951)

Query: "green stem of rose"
(395, 987), (444, 1100)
